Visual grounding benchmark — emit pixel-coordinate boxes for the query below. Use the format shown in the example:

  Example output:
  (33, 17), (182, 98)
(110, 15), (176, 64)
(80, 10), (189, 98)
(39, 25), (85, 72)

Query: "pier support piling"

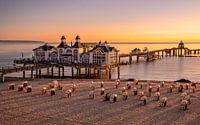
(62, 67), (64, 78)
(0, 74), (4, 83)
(47, 67), (49, 77)
(36, 69), (38, 78)
(58, 67), (61, 78)
(136, 55), (139, 63)
(117, 66), (120, 79)
(71, 67), (74, 78)
(31, 69), (33, 79)
(51, 66), (54, 78)
(109, 68), (111, 80)
(23, 70), (25, 79)
(129, 55), (132, 64)
(39, 69), (41, 78)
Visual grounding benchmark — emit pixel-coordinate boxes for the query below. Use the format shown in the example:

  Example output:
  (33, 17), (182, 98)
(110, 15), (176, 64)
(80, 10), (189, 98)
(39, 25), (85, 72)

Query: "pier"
(1, 41), (200, 83)
(0, 63), (120, 83)
(119, 47), (200, 64)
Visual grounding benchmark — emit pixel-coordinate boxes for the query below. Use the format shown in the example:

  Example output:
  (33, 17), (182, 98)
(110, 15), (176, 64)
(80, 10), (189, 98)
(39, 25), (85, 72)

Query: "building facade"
(33, 35), (119, 66)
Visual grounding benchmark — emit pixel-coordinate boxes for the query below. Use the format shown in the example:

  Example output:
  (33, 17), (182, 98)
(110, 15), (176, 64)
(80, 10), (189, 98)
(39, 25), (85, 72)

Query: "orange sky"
(1, 0), (200, 42)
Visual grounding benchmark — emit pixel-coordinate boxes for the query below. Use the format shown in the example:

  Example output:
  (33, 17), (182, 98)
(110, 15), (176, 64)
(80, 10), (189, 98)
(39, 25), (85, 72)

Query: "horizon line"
(2, 40), (200, 44)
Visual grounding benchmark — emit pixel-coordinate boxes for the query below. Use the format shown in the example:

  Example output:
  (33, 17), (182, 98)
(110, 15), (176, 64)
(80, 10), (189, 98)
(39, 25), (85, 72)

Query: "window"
(66, 49), (72, 54)
(59, 49), (64, 54)
(93, 49), (105, 65)
(82, 54), (89, 63)
(74, 49), (78, 61)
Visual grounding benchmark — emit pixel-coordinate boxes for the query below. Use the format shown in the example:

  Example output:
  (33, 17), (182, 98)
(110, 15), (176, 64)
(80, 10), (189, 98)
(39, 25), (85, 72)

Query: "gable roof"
(33, 43), (55, 51)
(89, 44), (119, 53)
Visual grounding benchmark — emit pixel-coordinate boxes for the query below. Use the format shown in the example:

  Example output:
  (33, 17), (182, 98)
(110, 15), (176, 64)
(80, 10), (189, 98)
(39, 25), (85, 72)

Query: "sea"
(1, 41), (200, 81)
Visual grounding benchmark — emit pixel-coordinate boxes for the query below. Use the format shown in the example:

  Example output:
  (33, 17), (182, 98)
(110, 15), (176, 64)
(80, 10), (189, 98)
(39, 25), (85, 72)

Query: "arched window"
(59, 49), (63, 54)
(93, 48), (105, 65)
(82, 54), (89, 63)
(66, 49), (72, 54)
(74, 49), (78, 61)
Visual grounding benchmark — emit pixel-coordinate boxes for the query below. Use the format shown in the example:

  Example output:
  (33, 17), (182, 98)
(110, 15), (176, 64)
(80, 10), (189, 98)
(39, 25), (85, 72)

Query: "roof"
(179, 40), (184, 45)
(75, 35), (80, 40)
(89, 44), (119, 53)
(57, 41), (70, 48)
(33, 43), (55, 51)
(72, 41), (83, 48)
(61, 35), (66, 40)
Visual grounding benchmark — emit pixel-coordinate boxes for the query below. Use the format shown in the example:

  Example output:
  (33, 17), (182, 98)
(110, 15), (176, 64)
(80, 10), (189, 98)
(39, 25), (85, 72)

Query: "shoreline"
(1, 77), (198, 84)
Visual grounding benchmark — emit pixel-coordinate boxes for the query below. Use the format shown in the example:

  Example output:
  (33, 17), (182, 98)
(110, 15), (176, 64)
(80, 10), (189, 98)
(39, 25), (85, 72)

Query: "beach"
(0, 79), (200, 125)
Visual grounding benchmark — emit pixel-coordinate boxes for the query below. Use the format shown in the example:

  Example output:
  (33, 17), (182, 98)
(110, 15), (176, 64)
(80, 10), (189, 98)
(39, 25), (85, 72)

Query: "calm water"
(1, 42), (200, 81)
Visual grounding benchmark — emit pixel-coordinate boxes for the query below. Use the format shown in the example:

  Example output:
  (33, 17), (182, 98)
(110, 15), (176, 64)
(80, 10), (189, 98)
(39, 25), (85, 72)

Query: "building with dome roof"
(178, 40), (184, 49)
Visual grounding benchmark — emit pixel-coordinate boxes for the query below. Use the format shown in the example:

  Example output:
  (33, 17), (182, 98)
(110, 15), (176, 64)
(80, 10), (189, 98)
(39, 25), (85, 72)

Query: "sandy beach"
(0, 79), (200, 125)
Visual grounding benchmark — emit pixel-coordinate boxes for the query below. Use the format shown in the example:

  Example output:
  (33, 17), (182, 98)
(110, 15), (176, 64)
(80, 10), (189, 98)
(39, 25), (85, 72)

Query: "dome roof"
(61, 35), (66, 40)
(179, 40), (184, 45)
(178, 40), (184, 48)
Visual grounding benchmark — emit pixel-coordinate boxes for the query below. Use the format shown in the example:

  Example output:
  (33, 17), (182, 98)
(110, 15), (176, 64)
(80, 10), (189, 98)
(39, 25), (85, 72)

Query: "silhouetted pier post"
(51, 66), (54, 78)
(85, 68), (87, 74)
(108, 67), (111, 80)
(62, 67), (64, 78)
(78, 68), (80, 78)
(146, 53), (149, 62)
(39, 68), (41, 78)
(117, 66), (120, 79)
(180, 49), (183, 56)
(184, 49), (187, 56)
(129, 55), (132, 64)
(170, 50), (172, 56)
(136, 54), (139, 63)
(58, 67), (61, 78)
(36, 69), (38, 78)
(76, 68), (78, 78)
(177, 49), (179, 56)
(88, 68), (91, 78)
(157, 52), (160, 59)
(173, 50), (175, 56)
(31, 69), (33, 78)
(47, 67), (49, 76)
(71, 67), (74, 78)
(0, 74), (4, 83)
(97, 69), (100, 78)
(93, 68), (96, 77)
(22, 70), (25, 79)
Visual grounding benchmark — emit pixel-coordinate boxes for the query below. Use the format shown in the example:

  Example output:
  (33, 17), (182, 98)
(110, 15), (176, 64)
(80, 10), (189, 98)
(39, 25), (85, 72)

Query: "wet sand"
(0, 79), (200, 125)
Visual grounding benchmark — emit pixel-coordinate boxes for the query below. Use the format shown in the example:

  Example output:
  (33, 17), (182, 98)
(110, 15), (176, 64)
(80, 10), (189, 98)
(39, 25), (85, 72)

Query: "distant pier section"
(119, 41), (200, 64)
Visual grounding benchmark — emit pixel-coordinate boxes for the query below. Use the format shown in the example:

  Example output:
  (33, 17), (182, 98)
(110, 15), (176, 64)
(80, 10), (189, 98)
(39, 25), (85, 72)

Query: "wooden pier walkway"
(0, 63), (120, 83)
(119, 47), (200, 64)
